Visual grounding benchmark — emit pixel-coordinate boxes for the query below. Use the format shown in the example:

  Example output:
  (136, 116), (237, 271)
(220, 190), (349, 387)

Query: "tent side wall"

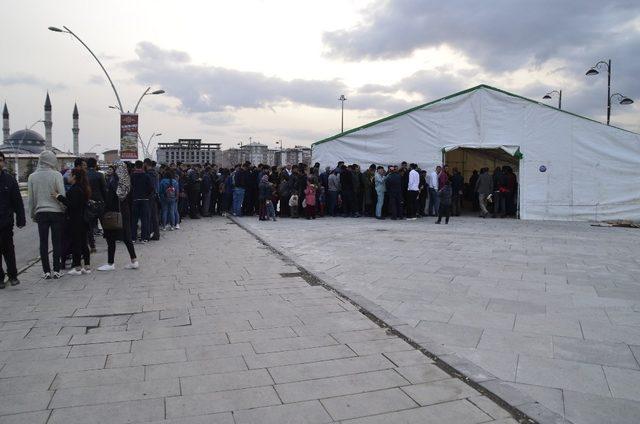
(312, 86), (640, 221)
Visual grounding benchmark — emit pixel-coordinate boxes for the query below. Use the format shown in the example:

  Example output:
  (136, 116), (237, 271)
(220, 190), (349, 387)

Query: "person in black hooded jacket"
(0, 152), (26, 287)
(54, 167), (91, 275)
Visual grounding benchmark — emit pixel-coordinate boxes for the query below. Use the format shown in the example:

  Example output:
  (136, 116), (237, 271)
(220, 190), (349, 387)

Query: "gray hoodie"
(27, 151), (66, 220)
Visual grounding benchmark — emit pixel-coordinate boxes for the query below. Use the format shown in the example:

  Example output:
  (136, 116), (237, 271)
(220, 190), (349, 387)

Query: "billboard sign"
(120, 113), (139, 159)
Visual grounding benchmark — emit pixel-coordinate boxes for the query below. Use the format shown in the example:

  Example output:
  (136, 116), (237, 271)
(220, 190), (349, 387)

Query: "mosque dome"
(1, 129), (46, 154)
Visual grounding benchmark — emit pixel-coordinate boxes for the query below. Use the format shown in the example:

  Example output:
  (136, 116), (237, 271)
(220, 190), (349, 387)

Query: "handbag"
(100, 197), (122, 230)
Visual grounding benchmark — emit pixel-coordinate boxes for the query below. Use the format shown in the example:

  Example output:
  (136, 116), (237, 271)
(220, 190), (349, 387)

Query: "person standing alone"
(0, 152), (26, 287)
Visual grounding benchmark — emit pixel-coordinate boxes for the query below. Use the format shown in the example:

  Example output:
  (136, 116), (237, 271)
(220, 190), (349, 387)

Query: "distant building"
(220, 143), (312, 168)
(156, 139), (221, 165)
(103, 149), (120, 164)
(1, 94), (75, 181)
(221, 148), (241, 168)
(241, 142), (268, 165)
(82, 152), (99, 161)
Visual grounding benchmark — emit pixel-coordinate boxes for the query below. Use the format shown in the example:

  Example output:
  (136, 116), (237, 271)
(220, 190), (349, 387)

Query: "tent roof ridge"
(312, 84), (638, 147)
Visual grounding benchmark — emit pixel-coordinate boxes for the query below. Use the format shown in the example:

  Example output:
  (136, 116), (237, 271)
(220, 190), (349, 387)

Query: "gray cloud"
(322, 0), (640, 124)
(0, 74), (67, 90)
(323, 0), (640, 73)
(126, 42), (416, 117)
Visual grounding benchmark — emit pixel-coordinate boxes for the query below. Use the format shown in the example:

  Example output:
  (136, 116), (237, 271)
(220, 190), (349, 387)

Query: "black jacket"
(0, 170), (26, 229)
(340, 169), (354, 191)
(131, 169), (153, 200)
(87, 168), (107, 203)
(57, 184), (86, 223)
(385, 172), (402, 194)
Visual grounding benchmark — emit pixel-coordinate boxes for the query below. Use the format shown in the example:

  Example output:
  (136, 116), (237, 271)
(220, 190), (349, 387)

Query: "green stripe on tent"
(312, 84), (638, 147)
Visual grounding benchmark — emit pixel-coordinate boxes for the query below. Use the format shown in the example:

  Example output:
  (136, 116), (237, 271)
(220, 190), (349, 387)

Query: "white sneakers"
(97, 262), (139, 271)
(175, 224), (180, 230)
(67, 268), (83, 276)
(97, 264), (115, 272)
(124, 261), (139, 270)
(81, 268), (92, 274)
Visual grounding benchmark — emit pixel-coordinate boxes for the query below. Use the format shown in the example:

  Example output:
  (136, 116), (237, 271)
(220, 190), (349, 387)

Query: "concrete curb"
(230, 216), (572, 424)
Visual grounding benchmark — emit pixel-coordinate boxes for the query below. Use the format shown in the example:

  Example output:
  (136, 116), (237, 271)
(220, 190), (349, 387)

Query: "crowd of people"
(0, 149), (518, 285)
(151, 159), (518, 224)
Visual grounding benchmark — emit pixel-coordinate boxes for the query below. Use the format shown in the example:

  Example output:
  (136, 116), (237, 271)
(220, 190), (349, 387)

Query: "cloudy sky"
(1, 0), (639, 155)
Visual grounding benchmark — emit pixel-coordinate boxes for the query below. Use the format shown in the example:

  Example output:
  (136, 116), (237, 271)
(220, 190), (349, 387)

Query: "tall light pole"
(542, 90), (562, 109)
(48, 26), (124, 113)
(49, 26), (165, 159)
(339, 95), (347, 133)
(138, 132), (162, 159)
(584, 59), (629, 125)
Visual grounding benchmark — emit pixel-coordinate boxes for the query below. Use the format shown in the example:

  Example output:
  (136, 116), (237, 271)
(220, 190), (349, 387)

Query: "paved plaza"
(0, 218), (518, 424)
(237, 216), (640, 424)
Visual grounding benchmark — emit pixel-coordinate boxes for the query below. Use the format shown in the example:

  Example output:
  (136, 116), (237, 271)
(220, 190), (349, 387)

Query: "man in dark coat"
(340, 165), (355, 217)
(130, 160), (154, 242)
(0, 152), (26, 287)
(385, 166), (402, 220)
(86, 158), (107, 251)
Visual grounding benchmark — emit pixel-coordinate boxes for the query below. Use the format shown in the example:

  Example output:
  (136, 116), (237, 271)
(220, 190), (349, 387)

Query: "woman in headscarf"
(97, 161), (138, 271)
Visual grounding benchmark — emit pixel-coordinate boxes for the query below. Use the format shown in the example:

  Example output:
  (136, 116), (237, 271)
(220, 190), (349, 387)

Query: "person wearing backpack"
(159, 169), (179, 230)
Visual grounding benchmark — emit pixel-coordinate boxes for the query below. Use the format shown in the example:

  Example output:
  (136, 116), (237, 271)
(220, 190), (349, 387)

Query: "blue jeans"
(232, 188), (245, 216)
(131, 199), (150, 241)
(161, 199), (177, 227)
(375, 189), (385, 217)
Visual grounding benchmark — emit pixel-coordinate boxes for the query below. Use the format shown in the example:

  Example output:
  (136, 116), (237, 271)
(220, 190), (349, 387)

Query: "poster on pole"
(120, 113), (139, 159)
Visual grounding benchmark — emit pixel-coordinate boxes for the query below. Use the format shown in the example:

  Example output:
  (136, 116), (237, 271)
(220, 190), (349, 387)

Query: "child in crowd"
(304, 180), (316, 219)
(289, 193), (299, 218)
(265, 199), (276, 221)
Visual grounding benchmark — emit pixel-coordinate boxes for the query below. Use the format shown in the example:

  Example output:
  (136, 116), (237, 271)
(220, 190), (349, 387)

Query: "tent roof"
(312, 84), (638, 147)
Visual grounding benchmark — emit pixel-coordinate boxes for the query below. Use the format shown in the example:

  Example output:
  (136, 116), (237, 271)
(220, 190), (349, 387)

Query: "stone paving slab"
(236, 215), (640, 424)
(0, 217), (519, 424)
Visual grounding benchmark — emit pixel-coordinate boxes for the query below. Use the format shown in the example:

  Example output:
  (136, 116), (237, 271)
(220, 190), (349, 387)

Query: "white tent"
(311, 85), (640, 221)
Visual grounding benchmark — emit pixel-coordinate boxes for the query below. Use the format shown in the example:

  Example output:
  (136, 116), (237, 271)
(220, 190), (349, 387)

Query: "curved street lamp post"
(542, 90), (562, 109)
(585, 59), (633, 125)
(49, 26), (165, 158)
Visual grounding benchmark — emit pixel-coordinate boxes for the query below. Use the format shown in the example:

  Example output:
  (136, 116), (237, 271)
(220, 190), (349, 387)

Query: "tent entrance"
(442, 146), (520, 217)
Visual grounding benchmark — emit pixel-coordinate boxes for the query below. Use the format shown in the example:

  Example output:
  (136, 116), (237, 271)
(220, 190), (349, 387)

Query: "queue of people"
(159, 160), (518, 223)
(0, 149), (519, 286)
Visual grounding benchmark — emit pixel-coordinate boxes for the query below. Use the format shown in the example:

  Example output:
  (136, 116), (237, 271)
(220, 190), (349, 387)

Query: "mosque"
(1, 93), (77, 181)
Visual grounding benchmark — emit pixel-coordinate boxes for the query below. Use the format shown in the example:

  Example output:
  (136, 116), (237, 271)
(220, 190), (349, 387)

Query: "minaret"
(2, 103), (9, 142)
(72, 103), (79, 155)
(44, 92), (52, 149)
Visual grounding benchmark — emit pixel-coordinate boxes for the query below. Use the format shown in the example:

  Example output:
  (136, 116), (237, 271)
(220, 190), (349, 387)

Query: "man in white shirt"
(406, 163), (420, 219)
(427, 166), (440, 216)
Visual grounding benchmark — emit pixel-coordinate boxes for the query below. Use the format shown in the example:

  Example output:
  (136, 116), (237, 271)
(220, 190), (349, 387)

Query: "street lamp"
(48, 26), (124, 113)
(542, 90), (562, 109)
(138, 132), (162, 159)
(584, 59), (632, 125)
(610, 92), (634, 109)
(275, 139), (283, 151)
(108, 105), (122, 112)
(339, 95), (347, 133)
(133, 87), (165, 114)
